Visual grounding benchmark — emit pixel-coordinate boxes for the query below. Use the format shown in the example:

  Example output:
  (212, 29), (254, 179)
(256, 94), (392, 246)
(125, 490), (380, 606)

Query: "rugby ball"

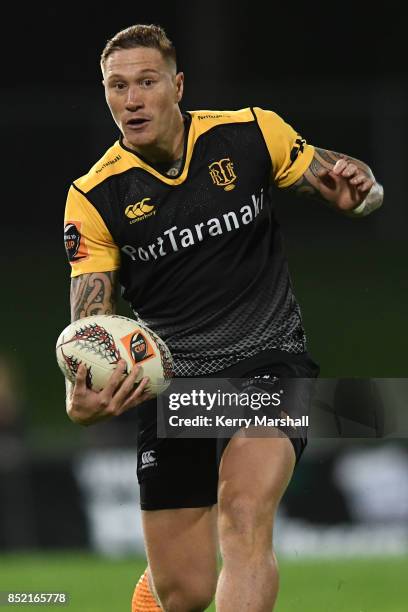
(56, 315), (173, 395)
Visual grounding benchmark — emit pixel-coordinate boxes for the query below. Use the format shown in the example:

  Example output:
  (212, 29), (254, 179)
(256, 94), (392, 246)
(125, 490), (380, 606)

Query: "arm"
(66, 271), (151, 425)
(287, 147), (384, 217)
(70, 269), (117, 320)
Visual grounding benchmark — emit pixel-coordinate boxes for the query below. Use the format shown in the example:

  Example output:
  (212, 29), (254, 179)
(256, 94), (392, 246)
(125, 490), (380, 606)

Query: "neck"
(123, 111), (185, 164)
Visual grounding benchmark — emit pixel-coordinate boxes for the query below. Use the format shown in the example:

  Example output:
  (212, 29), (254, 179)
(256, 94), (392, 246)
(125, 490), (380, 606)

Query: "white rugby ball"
(56, 314), (173, 395)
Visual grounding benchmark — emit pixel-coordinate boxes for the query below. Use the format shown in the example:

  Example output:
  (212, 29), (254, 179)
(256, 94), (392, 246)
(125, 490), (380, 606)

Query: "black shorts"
(135, 349), (319, 511)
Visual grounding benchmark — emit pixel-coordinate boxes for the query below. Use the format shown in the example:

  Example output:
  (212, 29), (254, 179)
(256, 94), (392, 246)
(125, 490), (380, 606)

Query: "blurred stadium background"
(1, 4), (407, 610)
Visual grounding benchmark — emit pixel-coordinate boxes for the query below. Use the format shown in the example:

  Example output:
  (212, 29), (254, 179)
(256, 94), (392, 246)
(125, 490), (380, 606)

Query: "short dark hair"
(100, 24), (177, 69)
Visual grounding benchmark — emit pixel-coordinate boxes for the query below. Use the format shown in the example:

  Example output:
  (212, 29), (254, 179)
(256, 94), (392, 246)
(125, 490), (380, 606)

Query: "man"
(64, 24), (383, 612)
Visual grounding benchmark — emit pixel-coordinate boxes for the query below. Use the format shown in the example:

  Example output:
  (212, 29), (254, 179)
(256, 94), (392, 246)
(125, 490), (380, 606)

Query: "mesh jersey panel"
(131, 212), (306, 377)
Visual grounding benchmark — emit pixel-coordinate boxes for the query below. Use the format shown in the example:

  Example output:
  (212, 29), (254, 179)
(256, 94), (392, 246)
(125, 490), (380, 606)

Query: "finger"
(359, 179), (375, 193)
(74, 363), (88, 390)
(332, 159), (349, 175)
(114, 377), (150, 414)
(343, 163), (360, 178)
(125, 376), (149, 400)
(318, 170), (339, 189)
(136, 376), (150, 395)
(114, 369), (146, 402)
(123, 390), (155, 412)
(349, 174), (367, 186)
(116, 377), (153, 414)
(103, 359), (128, 396)
(316, 167), (330, 178)
(124, 363), (144, 388)
(317, 167), (338, 186)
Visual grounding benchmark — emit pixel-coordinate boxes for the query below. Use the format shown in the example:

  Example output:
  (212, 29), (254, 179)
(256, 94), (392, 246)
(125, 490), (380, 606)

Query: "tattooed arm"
(70, 270), (117, 321)
(66, 271), (151, 425)
(288, 147), (384, 216)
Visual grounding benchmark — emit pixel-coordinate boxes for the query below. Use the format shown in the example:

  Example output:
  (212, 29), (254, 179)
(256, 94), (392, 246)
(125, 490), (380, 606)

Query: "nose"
(125, 85), (144, 111)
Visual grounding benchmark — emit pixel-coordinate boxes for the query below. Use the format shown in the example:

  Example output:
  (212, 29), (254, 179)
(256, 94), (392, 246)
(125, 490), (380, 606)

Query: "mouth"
(125, 118), (151, 130)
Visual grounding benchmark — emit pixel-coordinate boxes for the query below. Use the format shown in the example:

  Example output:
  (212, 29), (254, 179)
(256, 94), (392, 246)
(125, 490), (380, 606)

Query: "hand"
(316, 157), (375, 211)
(66, 359), (153, 425)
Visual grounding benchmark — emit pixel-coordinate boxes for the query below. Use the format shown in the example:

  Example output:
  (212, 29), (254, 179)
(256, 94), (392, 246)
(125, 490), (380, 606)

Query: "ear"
(175, 72), (184, 103)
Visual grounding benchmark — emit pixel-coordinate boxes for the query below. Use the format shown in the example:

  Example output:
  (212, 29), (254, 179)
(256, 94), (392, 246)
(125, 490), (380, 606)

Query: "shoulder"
(251, 107), (290, 128)
(73, 141), (133, 194)
(188, 107), (256, 131)
(187, 107), (288, 140)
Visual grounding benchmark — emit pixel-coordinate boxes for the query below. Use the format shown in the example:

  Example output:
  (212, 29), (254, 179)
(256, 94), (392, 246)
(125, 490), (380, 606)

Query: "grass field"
(0, 553), (407, 611)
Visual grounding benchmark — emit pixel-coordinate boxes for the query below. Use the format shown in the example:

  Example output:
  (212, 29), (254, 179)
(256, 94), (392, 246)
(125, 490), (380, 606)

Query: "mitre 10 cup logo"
(209, 158), (237, 191)
(64, 221), (89, 262)
(120, 330), (156, 364)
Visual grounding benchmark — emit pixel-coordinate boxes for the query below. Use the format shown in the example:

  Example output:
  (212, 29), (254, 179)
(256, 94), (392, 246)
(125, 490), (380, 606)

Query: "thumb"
(316, 167), (331, 179)
(316, 167), (338, 190)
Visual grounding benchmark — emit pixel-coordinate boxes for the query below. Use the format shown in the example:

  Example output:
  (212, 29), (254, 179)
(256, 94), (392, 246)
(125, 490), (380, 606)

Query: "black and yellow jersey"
(64, 107), (314, 376)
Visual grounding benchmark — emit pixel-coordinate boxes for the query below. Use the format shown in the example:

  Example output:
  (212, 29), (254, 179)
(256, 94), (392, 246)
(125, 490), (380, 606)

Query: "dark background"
(1, 3), (407, 443)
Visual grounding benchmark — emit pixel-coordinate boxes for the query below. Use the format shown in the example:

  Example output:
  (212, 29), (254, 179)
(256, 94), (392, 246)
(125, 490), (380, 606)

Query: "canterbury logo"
(125, 198), (156, 223)
(141, 451), (156, 466)
(209, 158), (237, 191)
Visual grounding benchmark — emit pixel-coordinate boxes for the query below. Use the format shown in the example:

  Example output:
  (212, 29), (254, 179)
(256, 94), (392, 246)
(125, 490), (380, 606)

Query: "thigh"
(136, 399), (219, 510)
(218, 434), (296, 519)
(142, 506), (218, 593)
(216, 354), (318, 467)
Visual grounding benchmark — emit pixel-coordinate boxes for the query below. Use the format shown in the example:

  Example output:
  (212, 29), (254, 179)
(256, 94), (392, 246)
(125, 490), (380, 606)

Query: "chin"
(123, 127), (155, 151)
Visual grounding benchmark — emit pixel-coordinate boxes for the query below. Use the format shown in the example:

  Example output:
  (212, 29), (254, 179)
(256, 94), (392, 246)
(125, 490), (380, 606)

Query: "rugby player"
(64, 24), (383, 612)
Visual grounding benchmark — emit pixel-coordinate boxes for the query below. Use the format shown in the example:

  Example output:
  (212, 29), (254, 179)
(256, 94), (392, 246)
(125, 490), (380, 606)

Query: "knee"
(157, 576), (215, 612)
(218, 490), (275, 554)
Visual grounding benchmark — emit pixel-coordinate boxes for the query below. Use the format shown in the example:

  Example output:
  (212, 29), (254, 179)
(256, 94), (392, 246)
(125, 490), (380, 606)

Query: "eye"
(141, 79), (155, 88)
(109, 82), (126, 91)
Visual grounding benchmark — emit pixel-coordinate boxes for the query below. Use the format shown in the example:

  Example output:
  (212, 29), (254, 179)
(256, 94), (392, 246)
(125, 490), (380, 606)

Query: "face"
(102, 47), (184, 153)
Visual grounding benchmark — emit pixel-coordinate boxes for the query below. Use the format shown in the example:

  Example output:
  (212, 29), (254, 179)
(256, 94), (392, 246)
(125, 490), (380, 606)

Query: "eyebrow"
(107, 68), (160, 79)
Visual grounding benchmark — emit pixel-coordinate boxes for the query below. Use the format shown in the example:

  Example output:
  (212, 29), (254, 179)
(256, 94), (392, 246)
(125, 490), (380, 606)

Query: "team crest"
(209, 158), (237, 191)
(125, 198), (156, 224)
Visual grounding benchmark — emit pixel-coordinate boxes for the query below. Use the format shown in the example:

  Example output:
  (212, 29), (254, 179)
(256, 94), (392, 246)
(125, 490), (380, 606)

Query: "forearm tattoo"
(290, 173), (319, 200)
(288, 147), (374, 205)
(70, 271), (117, 321)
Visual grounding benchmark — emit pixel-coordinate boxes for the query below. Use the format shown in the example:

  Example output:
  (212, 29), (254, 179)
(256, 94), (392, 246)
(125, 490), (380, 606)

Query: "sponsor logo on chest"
(122, 188), (265, 263)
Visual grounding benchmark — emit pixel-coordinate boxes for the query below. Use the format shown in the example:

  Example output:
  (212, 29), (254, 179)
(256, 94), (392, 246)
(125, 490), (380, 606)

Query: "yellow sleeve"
(64, 185), (120, 278)
(253, 107), (315, 188)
